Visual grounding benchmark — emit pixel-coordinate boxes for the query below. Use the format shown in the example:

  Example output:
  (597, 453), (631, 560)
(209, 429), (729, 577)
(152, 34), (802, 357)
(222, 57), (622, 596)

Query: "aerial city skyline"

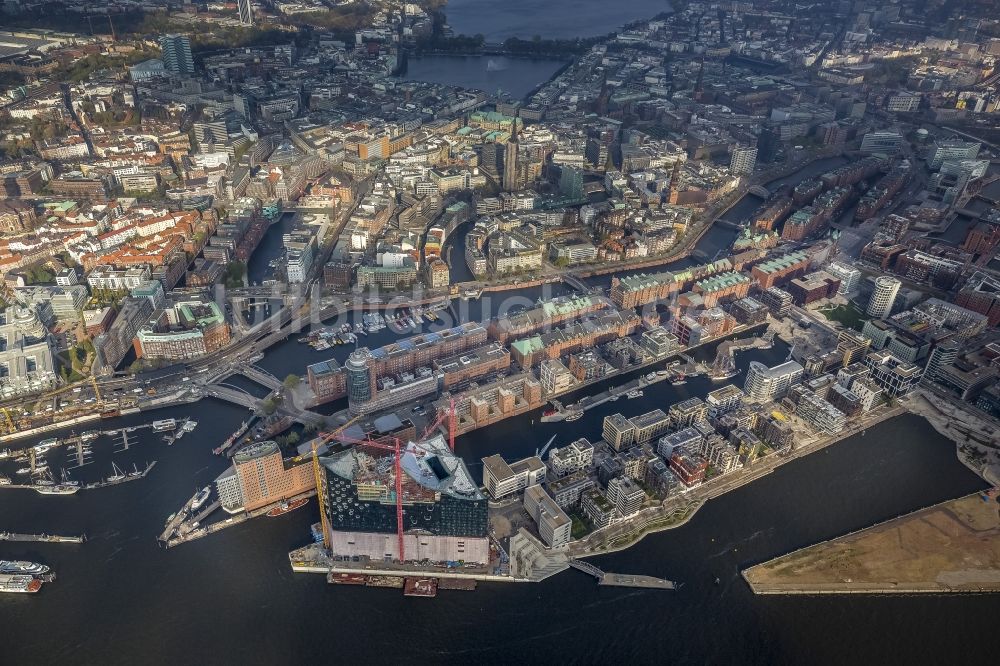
(0, 0), (998, 662)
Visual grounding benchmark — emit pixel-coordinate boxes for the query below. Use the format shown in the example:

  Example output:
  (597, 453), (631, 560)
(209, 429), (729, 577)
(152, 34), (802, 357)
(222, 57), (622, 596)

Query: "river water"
(1, 154), (992, 661)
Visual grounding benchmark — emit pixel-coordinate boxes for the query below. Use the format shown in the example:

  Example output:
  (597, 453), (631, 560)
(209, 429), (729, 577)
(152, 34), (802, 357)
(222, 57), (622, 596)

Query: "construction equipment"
(420, 398), (456, 450)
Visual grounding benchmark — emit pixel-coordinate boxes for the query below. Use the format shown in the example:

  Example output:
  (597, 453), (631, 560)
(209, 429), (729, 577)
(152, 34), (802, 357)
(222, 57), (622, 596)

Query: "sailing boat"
(107, 462), (127, 483)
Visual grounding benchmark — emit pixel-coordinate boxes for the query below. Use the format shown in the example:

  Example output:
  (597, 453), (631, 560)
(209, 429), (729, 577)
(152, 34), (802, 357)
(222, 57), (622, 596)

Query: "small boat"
(128, 464), (142, 479)
(266, 497), (309, 517)
(645, 373), (656, 381)
(0, 477), (11, 486)
(671, 379), (687, 386)
(565, 412), (584, 422)
(190, 486), (211, 511)
(106, 462), (127, 483)
(626, 389), (644, 399)
(182, 421), (198, 432)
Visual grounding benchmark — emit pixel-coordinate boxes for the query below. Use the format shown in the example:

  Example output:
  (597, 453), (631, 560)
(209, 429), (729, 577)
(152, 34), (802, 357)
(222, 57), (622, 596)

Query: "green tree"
(283, 374), (300, 389)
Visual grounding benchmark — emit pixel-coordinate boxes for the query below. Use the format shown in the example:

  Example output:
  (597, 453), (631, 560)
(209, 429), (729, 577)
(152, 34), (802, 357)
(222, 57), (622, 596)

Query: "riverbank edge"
(569, 404), (908, 560)
(740, 490), (1000, 596)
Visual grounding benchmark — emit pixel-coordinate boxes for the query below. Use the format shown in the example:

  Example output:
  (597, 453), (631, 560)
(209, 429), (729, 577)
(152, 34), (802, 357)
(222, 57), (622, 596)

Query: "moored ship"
(190, 486), (212, 511)
(34, 484), (80, 495)
(0, 574), (42, 594)
(0, 560), (50, 575)
(266, 497), (309, 517)
(152, 419), (177, 432)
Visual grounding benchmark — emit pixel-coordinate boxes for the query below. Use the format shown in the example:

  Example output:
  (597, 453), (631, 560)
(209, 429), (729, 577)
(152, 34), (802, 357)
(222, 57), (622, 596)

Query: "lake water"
(402, 55), (566, 99)
(443, 0), (675, 41)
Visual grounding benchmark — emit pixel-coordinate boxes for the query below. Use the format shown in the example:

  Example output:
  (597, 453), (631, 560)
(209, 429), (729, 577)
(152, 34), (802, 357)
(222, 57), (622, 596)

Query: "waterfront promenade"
(569, 403), (907, 558)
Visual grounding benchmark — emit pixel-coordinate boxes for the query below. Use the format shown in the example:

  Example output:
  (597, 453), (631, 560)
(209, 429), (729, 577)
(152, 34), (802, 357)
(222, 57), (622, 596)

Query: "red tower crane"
(316, 428), (413, 562)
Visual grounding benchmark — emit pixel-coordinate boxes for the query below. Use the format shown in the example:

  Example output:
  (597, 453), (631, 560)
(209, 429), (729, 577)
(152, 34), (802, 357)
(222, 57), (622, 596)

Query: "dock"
(82, 460), (157, 490)
(0, 532), (86, 544)
(568, 559), (677, 590)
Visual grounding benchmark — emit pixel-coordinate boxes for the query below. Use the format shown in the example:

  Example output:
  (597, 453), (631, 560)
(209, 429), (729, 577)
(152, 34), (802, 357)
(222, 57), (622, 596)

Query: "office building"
(602, 413), (636, 451)
(928, 139), (980, 169)
(607, 476), (644, 517)
(923, 340), (960, 384)
(523, 485), (572, 548)
(668, 397), (707, 429)
(134, 301), (230, 361)
(159, 35), (195, 77)
(581, 490), (616, 529)
(0, 307), (56, 399)
(547, 438), (595, 477)
(730, 145), (758, 175)
(825, 262), (862, 295)
(864, 351), (921, 397)
(860, 130), (903, 155)
(481, 454), (546, 500)
(867, 276), (900, 319)
(546, 471), (596, 509)
(743, 360), (804, 402)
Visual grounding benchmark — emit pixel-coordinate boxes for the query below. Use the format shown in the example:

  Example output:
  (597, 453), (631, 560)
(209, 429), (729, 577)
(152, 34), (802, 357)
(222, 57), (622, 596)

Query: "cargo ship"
(0, 574), (42, 594)
(266, 497), (309, 517)
(0, 560), (50, 575)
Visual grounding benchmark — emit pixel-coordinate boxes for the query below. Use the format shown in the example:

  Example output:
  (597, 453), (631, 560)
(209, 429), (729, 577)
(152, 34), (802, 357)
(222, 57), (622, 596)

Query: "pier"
(83, 460), (157, 490)
(0, 532), (86, 543)
(568, 559), (677, 590)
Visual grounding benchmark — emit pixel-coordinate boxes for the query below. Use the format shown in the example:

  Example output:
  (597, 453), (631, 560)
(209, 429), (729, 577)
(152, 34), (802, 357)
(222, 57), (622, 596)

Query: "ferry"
(34, 484), (79, 496)
(0, 560), (50, 575)
(565, 411), (584, 422)
(190, 486), (212, 511)
(152, 419), (177, 432)
(266, 497), (309, 517)
(0, 574), (42, 594)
